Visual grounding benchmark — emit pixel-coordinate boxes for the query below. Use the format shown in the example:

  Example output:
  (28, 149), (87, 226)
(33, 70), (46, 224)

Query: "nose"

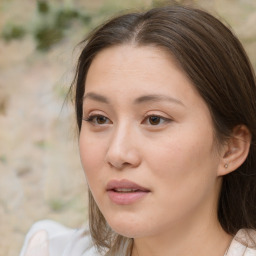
(105, 124), (141, 170)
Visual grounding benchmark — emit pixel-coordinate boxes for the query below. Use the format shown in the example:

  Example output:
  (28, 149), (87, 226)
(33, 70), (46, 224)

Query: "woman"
(20, 4), (256, 256)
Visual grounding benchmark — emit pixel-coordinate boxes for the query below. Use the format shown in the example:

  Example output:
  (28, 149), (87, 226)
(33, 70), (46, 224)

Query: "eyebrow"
(83, 92), (184, 106)
(83, 92), (109, 104)
(134, 94), (184, 106)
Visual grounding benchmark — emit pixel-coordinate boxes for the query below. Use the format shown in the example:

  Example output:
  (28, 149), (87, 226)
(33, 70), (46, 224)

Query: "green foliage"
(37, 0), (50, 14)
(33, 3), (93, 50)
(48, 198), (67, 212)
(1, 1), (93, 50)
(34, 25), (64, 51)
(55, 9), (79, 29)
(1, 0), (150, 51)
(0, 155), (7, 164)
(1, 23), (26, 41)
(78, 12), (92, 25)
(152, 0), (196, 7)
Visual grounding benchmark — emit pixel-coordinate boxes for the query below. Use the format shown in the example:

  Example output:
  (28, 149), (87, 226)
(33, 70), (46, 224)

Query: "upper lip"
(106, 179), (150, 192)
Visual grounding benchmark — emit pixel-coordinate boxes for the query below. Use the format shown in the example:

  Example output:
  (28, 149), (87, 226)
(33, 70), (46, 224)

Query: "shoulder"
(19, 220), (101, 256)
(227, 229), (256, 256)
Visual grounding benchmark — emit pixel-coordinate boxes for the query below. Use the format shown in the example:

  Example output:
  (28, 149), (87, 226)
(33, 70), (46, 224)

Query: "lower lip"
(107, 190), (149, 205)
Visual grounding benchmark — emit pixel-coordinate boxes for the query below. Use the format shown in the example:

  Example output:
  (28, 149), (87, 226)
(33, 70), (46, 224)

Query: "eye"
(83, 114), (111, 125)
(143, 115), (171, 126)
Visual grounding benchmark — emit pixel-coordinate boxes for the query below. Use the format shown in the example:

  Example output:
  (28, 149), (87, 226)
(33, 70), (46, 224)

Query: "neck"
(132, 220), (232, 256)
(131, 193), (233, 256)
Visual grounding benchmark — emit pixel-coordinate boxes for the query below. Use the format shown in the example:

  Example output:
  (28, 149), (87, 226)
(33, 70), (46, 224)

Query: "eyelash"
(83, 115), (111, 125)
(83, 114), (172, 126)
(143, 115), (172, 125)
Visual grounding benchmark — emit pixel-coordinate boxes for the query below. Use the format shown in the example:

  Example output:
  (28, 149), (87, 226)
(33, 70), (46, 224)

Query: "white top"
(19, 220), (256, 256)
(19, 220), (99, 256)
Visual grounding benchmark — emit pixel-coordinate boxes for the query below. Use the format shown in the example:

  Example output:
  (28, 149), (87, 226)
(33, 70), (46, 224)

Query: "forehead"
(86, 45), (185, 89)
(85, 44), (202, 107)
(87, 44), (179, 77)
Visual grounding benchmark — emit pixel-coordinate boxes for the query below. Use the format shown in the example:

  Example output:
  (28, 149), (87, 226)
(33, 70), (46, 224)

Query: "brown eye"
(96, 116), (108, 124)
(83, 115), (111, 125)
(143, 115), (172, 126)
(149, 116), (161, 125)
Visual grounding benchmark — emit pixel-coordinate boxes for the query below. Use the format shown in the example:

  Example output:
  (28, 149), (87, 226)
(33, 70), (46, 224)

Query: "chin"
(105, 215), (153, 238)
(111, 225), (144, 238)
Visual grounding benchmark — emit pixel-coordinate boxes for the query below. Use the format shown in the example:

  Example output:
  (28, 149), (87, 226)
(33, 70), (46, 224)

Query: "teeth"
(114, 188), (138, 192)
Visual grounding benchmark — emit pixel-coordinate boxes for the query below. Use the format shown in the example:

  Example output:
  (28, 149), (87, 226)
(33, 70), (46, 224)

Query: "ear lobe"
(217, 125), (251, 176)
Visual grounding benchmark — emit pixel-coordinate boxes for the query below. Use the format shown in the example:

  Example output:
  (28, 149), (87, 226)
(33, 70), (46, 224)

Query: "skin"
(79, 45), (233, 256)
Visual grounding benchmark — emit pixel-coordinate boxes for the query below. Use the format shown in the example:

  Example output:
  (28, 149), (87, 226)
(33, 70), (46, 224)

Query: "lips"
(106, 179), (150, 205)
(106, 179), (150, 192)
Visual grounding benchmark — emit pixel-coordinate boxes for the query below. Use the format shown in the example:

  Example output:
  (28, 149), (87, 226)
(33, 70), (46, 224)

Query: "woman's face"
(79, 45), (224, 238)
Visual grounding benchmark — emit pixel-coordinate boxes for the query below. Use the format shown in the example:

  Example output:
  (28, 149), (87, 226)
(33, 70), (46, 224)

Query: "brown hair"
(70, 5), (256, 254)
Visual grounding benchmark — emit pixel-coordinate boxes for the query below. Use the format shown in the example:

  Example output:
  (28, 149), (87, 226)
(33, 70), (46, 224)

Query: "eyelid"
(83, 113), (112, 125)
(142, 113), (173, 126)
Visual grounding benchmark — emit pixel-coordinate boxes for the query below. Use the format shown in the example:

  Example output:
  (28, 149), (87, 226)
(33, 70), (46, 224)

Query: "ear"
(217, 125), (251, 176)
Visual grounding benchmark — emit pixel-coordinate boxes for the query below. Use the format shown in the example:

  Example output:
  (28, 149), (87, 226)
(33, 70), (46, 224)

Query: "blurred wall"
(0, 0), (255, 255)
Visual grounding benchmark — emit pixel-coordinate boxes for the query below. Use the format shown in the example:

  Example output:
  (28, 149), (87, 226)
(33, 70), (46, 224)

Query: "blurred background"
(0, 0), (255, 255)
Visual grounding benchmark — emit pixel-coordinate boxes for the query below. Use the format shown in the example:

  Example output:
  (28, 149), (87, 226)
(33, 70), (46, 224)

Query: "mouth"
(112, 188), (141, 193)
(106, 179), (150, 205)
(106, 179), (150, 192)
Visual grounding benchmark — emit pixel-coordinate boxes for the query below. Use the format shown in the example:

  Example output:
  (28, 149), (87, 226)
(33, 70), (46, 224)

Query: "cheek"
(79, 132), (104, 180)
(148, 132), (210, 172)
(79, 133), (108, 208)
(146, 127), (218, 199)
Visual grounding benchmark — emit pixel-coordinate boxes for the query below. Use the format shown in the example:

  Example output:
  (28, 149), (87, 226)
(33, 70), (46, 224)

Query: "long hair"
(70, 5), (256, 254)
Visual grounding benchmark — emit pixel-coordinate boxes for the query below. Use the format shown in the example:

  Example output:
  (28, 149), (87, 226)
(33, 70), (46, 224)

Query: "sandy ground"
(0, 0), (255, 255)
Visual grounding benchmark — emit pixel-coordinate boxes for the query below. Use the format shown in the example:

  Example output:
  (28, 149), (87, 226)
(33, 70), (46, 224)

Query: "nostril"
(107, 161), (130, 170)
(105, 137), (141, 169)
